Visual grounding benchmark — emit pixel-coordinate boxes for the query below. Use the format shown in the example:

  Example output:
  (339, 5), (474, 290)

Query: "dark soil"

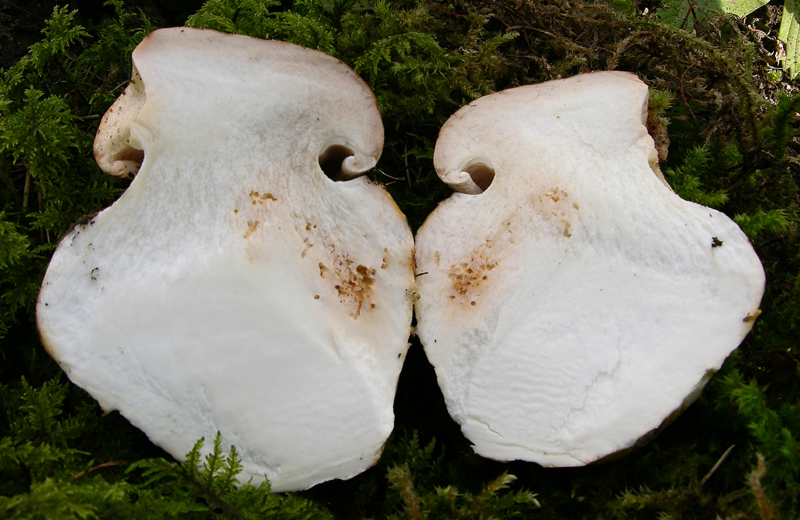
(0, 0), (205, 70)
(0, 0), (60, 70)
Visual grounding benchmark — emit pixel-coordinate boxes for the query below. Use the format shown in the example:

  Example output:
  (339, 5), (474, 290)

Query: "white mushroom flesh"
(414, 71), (765, 466)
(37, 28), (416, 492)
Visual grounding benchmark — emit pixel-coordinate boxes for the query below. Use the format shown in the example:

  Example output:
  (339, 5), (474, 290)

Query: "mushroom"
(414, 71), (765, 466)
(37, 28), (416, 491)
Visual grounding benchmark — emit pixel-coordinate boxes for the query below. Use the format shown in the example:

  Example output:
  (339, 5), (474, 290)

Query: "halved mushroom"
(37, 28), (416, 491)
(414, 71), (765, 466)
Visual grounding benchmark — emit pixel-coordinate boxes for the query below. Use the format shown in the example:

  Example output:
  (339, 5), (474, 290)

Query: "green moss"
(1, 0), (799, 518)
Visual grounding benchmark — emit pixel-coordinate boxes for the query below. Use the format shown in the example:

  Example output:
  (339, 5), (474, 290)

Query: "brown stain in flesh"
(435, 185), (578, 309)
(447, 246), (498, 307)
(233, 192), (384, 320)
(303, 220), (377, 319)
(533, 186), (575, 238)
(333, 262), (376, 319)
(242, 220), (260, 239)
(249, 190), (276, 204)
(301, 237), (313, 258)
(234, 188), (278, 239)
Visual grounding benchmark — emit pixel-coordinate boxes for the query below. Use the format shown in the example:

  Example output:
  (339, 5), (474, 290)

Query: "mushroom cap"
(414, 71), (765, 466)
(37, 28), (415, 491)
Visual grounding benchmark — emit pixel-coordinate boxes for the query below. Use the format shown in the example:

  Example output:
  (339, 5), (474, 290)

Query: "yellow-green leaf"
(659, 0), (768, 29)
(722, 0), (769, 16)
(779, 0), (800, 78)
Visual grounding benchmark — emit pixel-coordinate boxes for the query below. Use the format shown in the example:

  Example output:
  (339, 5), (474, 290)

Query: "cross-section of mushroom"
(36, 28), (416, 492)
(414, 71), (765, 466)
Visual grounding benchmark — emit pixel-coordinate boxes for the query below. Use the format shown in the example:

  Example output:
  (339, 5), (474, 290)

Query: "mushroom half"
(37, 28), (416, 491)
(414, 71), (765, 466)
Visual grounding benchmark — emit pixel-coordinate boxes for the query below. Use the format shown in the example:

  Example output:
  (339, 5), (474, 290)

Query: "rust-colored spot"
(314, 294), (320, 300)
(301, 219), (376, 319)
(243, 220), (259, 239)
(330, 260), (376, 319)
(248, 190), (277, 205)
(301, 237), (314, 258)
(448, 251), (497, 305)
(533, 186), (576, 238)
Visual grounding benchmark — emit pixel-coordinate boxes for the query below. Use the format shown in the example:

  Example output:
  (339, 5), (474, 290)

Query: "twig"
(679, 57), (702, 125)
(748, 454), (772, 520)
(22, 168), (30, 209)
(0, 0), (39, 18)
(376, 168), (404, 181)
(490, 0), (523, 19)
(757, 235), (785, 248)
(680, 0), (698, 30)
(111, 80), (129, 93)
(74, 460), (127, 479)
(0, 162), (21, 206)
(700, 445), (735, 486)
